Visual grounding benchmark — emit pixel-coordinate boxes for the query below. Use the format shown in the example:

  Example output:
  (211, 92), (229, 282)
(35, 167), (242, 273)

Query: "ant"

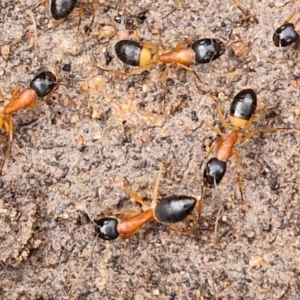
(97, 36), (225, 97)
(91, 164), (202, 240)
(202, 89), (281, 201)
(0, 71), (57, 175)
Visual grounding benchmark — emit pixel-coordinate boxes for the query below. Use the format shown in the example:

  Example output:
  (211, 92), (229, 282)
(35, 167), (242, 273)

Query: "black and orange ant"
(202, 89), (282, 201)
(97, 36), (225, 97)
(0, 71), (57, 174)
(90, 164), (202, 240)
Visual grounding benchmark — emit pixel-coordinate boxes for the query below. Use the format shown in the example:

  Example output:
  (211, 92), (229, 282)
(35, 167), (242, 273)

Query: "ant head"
(94, 217), (119, 240)
(203, 158), (227, 188)
(273, 23), (299, 47)
(30, 71), (57, 97)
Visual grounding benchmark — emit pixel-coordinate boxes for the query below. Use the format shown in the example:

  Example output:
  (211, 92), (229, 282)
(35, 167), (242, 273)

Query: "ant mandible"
(92, 164), (202, 240)
(202, 89), (279, 201)
(97, 35), (225, 97)
(0, 71), (57, 174)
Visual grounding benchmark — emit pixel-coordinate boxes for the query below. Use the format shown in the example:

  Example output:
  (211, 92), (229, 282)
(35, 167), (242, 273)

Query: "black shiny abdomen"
(51, 0), (77, 20)
(95, 217), (119, 240)
(203, 158), (227, 187)
(155, 196), (196, 223)
(273, 23), (299, 47)
(115, 40), (141, 66)
(30, 71), (57, 97)
(192, 38), (225, 63)
(230, 89), (257, 121)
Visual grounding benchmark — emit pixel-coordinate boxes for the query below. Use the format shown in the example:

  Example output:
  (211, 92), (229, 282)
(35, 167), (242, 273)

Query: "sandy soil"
(0, 0), (300, 299)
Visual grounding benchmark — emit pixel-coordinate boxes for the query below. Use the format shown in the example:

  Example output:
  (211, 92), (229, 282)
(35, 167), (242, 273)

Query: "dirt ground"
(0, 0), (300, 299)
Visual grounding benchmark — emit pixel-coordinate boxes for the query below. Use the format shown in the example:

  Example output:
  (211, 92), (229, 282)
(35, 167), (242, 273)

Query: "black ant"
(91, 164), (202, 240)
(0, 71), (58, 175)
(202, 89), (281, 201)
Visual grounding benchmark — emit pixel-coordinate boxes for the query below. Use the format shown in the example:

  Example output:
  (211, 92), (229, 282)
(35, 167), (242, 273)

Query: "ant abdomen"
(155, 196), (196, 223)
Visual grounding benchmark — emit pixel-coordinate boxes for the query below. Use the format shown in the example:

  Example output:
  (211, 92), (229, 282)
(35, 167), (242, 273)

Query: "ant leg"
(89, 0), (95, 27)
(32, 0), (46, 10)
(208, 97), (230, 131)
(163, 0), (185, 19)
(204, 121), (226, 137)
(185, 200), (203, 221)
(231, 0), (251, 20)
(77, 4), (84, 31)
(203, 138), (217, 160)
(214, 205), (224, 242)
(160, 64), (169, 101)
(0, 140), (12, 176)
(95, 64), (156, 77)
(8, 115), (13, 142)
(124, 185), (148, 209)
(174, 62), (203, 85)
(133, 29), (140, 43)
(232, 149), (244, 202)
(150, 163), (165, 208)
(241, 127), (281, 143)
(244, 103), (280, 132)
(284, 10), (299, 24)
(11, 86), (20, 100)
(3, 116), (13, 142)
(103, 209), (140, 216)
(166, 223), (198, 234)
(232, 0), (247, 15)
(94, 66), (127, 77)
(0, 89), (5, 100)
(196, 200), (203, 217)
(126, 64), (157, 76)
(173, 39), (193, 50)
(243, 115), (255, 132)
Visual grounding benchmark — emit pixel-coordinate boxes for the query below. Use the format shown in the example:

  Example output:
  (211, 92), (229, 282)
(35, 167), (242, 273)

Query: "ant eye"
(94, 217), (119, 240)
